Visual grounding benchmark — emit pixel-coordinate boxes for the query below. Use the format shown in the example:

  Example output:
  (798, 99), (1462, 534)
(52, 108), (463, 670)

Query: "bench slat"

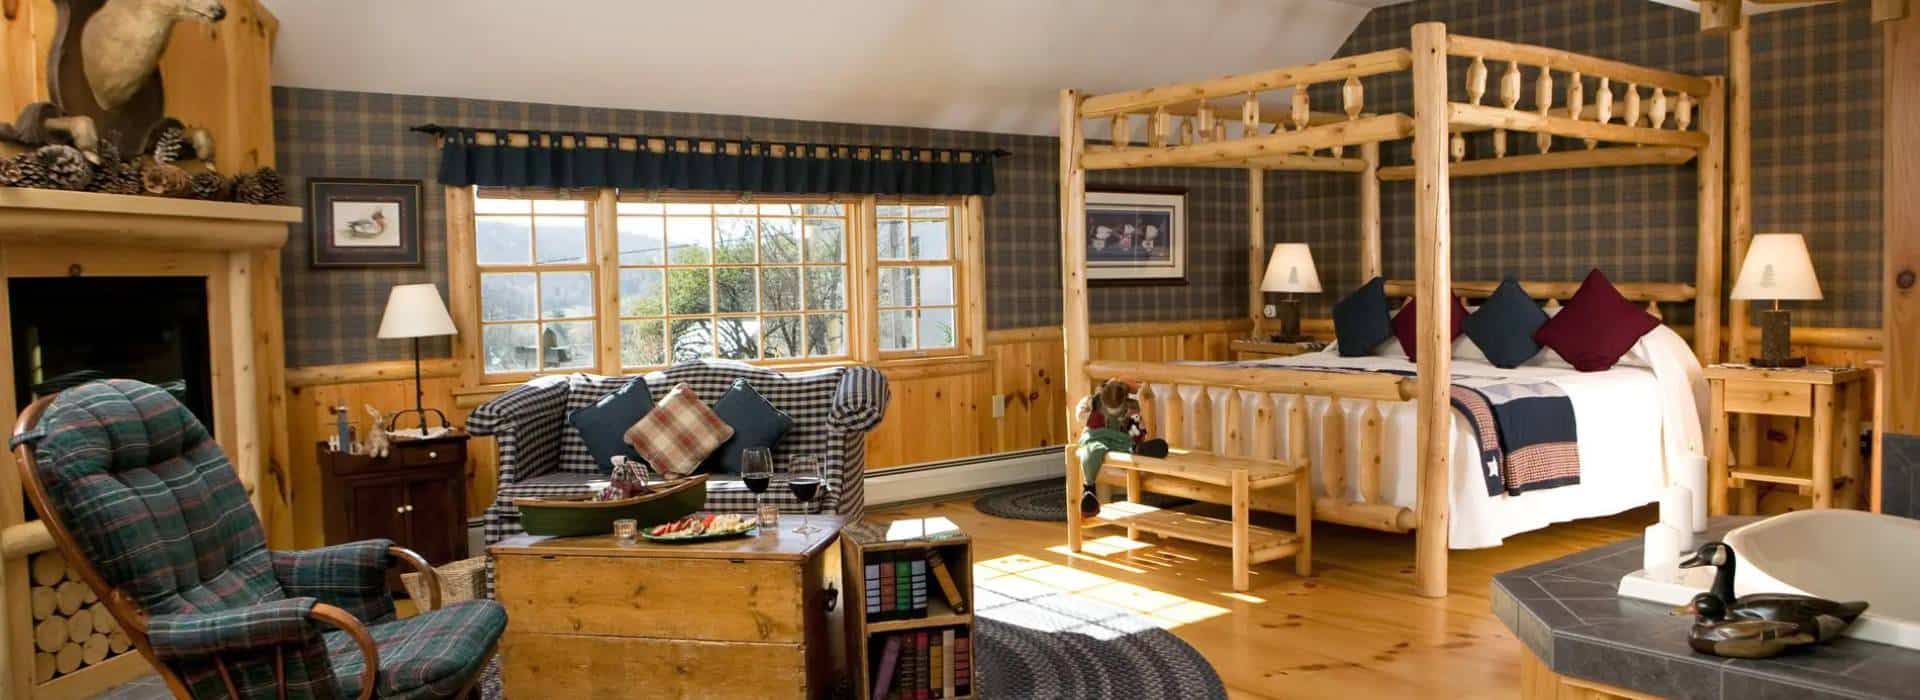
(1086, 502), (1301, 563)
(1102, 449), (1300, 487)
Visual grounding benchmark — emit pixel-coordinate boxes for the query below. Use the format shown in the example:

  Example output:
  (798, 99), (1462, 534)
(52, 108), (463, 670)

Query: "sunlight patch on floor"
(973, 553), (1230, 637)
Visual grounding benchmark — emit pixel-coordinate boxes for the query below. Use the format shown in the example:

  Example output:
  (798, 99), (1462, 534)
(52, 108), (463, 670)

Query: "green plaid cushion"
(149, 597), (322, 660)
(326, 600), (508, 700)
(274, 540), (398, 625)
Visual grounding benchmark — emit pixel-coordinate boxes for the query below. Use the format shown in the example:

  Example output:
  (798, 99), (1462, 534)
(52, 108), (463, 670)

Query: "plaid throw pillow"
(626, 383), (734, 477)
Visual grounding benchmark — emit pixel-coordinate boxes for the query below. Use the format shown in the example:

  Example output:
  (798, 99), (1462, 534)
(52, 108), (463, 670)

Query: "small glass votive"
(613, 518), (638, 545)
(757, 503), (780, 529)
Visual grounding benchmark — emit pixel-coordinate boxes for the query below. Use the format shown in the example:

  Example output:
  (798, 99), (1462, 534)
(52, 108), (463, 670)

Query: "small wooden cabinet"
(1706, 365), (1869, 514)
(317, 433), (470, 587)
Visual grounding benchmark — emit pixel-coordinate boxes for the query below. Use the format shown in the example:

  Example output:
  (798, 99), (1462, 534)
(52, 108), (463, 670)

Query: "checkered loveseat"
(470, 360), (889, 545)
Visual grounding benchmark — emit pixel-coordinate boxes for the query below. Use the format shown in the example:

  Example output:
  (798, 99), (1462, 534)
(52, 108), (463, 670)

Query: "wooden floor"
(875, 494), (1655, 699)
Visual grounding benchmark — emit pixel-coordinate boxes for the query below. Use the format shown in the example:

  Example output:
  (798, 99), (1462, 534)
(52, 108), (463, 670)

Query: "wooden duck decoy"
(1679, 542), (1869, 643)
(1684, 593), (1819, 659)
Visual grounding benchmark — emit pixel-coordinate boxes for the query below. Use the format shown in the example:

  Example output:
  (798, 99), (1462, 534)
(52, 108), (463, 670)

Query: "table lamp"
(377, 283), (458, 434)
(1261, 243), (1322, 342)
(1730, 233), (1822, 368)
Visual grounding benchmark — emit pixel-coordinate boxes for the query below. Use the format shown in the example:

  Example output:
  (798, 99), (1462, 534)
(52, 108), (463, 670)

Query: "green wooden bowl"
(513, 474), (708, 537)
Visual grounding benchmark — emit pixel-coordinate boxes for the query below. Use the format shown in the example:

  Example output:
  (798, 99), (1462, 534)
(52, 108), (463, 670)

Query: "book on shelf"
(870, 627), (970, 700)
(927, 551), (966, 613)
(872, 635), (902, 700)
(942, 628), (956, 697)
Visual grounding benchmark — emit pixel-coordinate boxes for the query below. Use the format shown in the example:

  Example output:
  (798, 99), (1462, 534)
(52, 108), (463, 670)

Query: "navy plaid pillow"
(1333, 276), (1393, 357)
(566, 377), (653, 474)
(701, 379), (794, 476)
(1465, 278), (1549, 368)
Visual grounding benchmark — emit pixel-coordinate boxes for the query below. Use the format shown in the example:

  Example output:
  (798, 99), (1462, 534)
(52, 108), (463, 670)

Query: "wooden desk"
(1229, 339), (1321, 361)
(1706, 365), (1870, 513)
(491, 515), (846, 698)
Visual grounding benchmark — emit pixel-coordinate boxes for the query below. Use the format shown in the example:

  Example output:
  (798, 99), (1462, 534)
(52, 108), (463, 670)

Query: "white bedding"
(1159, 326), (1707, 549)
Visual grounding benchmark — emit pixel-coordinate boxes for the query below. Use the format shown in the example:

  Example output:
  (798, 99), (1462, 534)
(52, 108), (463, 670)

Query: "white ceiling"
(259, 0), (1767, 138)
(260, 0), (1380, 136)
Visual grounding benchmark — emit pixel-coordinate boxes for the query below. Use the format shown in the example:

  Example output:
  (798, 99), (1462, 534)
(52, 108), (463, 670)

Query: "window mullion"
(591, 188), (621, 375)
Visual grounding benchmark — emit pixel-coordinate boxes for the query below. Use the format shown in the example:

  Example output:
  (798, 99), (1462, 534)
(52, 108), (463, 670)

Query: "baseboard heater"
(864, 447), (1063, 507)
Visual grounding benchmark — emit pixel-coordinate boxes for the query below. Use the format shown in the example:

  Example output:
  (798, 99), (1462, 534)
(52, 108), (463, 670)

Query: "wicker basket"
(401, 556), (487, 605)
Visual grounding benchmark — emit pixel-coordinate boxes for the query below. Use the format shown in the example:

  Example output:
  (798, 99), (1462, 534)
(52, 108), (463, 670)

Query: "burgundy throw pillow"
(1391, 295), (1469, 362)
(1532, 269), (1662, 372)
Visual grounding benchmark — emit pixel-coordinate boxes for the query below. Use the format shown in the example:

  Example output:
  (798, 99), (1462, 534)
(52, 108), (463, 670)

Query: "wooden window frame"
(464, 189), (601, 386)
(447, 187), (986, 391)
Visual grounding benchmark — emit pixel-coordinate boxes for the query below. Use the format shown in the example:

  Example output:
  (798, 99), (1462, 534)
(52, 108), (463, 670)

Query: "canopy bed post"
(1249, 168), (1267, 336)
(1060, 89), (1092, 552)
(1410, 21), (1454, 599)
(1727, 22), (1754, 364)
(1360, 141), (1382, 280)
(1695, 77), (1728, 366)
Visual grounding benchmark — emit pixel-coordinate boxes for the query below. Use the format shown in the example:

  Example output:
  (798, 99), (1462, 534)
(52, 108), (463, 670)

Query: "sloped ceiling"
(260, 0), (1764, 137)
(260, 0), (1381, 136)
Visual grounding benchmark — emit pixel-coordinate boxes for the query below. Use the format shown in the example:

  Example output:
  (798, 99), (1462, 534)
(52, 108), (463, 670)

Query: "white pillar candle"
(1658, 485), (1697, 552)
(1678, 454), (1710, 533)
(1644, 523), (1686, 579)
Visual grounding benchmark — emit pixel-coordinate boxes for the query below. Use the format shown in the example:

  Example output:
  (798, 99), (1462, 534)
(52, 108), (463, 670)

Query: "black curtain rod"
(409, 123), (1013, 158)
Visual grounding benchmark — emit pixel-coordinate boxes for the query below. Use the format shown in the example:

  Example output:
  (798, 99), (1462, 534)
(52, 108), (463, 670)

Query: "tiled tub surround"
(1492, 517), (1920, 699)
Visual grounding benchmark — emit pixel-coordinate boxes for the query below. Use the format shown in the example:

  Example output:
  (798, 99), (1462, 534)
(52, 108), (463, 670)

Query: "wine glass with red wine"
(743, 448), (773, 530)
(788, 456), (825, 535)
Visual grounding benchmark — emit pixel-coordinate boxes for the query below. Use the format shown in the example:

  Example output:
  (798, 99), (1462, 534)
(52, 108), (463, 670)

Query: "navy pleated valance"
(427, 127), (999, 196)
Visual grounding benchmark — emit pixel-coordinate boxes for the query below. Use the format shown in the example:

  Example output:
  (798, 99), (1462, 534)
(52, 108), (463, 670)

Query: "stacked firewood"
(28, 550), (132, 684)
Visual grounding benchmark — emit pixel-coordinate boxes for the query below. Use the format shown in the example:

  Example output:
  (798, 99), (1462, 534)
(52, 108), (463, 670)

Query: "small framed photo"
(1085, 187), (1186, 285)
(309, 178), (423, 268)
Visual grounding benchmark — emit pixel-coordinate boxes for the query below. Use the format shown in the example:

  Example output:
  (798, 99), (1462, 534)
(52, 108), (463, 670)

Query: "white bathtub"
(1723, 509), (1920, 650)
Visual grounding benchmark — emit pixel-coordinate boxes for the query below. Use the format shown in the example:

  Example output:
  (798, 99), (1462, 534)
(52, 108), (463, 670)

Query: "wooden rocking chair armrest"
(386, 545), (443, 612)
(309, 603), (379, 700)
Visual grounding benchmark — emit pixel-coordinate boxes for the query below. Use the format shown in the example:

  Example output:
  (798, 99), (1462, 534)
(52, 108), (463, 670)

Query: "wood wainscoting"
(268, 318), (1880, 549)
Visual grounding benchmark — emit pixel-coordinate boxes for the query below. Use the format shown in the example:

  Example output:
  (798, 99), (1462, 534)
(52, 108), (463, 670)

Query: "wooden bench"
(1082, 448), (1311, 591)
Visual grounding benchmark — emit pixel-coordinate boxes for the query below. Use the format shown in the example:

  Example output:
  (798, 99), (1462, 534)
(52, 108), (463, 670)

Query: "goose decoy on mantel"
(1678, 542), (1870, 643)
(1683, 593), (1819, 659)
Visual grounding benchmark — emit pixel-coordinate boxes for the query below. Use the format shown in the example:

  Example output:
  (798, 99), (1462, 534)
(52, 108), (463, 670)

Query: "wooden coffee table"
(490, 515), (846, 698)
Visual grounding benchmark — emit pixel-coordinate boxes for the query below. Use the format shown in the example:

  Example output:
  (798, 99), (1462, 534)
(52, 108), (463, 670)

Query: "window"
(877, 204), (958, 354)
(456, 189), (979, 385)
(473, 194), (596, 376)
(614, 200), (850, 367)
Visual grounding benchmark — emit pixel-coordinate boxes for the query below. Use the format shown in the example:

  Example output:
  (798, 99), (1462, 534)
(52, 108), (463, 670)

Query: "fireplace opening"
(10, 277), (215, 426)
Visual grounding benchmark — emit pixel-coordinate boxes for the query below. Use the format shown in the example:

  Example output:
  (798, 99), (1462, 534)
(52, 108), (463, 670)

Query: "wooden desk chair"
(12, 379), (505, 699)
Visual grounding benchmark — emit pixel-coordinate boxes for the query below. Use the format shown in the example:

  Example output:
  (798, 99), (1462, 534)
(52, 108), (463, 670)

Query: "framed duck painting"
(308, 178), (424, 267)
(1085, 186), (1187, 285)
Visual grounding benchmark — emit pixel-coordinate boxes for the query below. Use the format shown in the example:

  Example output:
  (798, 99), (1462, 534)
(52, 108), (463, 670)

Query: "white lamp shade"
(1730, 233), (1823, 301)
(1261, 243), (1322, 293)
(377, 284), (457, 339)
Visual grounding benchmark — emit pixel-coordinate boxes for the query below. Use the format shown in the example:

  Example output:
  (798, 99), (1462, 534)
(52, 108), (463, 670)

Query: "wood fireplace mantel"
(0, 189), (300, 251)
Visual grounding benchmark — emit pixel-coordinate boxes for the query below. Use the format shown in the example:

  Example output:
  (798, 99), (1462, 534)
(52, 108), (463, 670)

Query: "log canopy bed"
(1058, 22), (1727, 598)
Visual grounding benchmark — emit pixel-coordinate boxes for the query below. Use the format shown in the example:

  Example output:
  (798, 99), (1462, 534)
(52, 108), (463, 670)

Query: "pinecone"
(232, 167), (287, 204)
(93, 134), (123, 169)
(141, 161), (191, 197)
(90, 161), (143, 195)
(150, 126), (184, 165)
(0, 154), (49, 188)
(187, 170), (231, 200)
(33, 144), (92, 190)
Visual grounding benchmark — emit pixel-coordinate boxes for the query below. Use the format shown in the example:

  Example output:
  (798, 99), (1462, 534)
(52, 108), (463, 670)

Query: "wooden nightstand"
(1706, 365), (1869, 514)
(1229, 338), (1322, 361)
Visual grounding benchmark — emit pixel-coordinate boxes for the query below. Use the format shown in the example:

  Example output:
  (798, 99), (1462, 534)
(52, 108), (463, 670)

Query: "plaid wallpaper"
(1269, 0), (1882, 329)
(278, 0), (1880, 366)
(275, 89), (1246, 366)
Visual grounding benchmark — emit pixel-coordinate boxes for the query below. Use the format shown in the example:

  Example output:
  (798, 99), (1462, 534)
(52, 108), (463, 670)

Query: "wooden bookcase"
(841, 518), (975, 700)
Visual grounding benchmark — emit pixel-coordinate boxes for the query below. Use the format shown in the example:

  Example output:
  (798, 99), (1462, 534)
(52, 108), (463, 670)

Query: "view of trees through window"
(614, 201), (849, 365)
(877, 204), (957, 352)
(469, 190), (965, 380)
(475, 196), (595, 374)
